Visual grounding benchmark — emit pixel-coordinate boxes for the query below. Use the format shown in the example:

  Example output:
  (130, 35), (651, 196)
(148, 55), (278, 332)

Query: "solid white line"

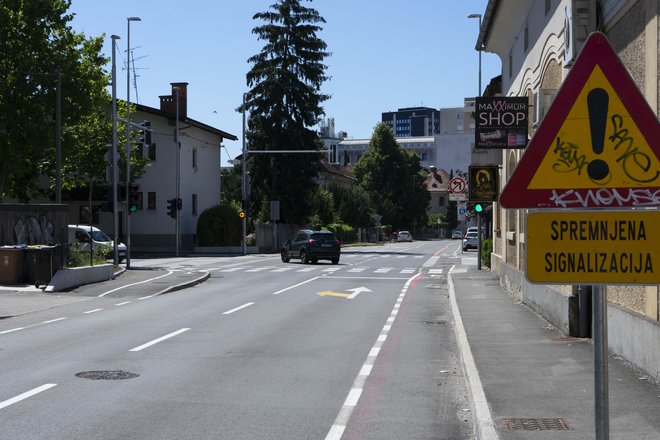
(448, 267), (499, 440)
(83, 309), (103, 314)
(272, 276), (321, 295)
(115, 301), (131, 306)
(97, 271), (175, 297)
(0, 384), (57, 410)
(129, 328), (190, 352)
(222, 302), (255, 315)
(42, 318), (67, 324)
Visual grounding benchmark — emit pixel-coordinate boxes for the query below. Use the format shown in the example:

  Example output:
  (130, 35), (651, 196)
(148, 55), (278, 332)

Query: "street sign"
(449, 177), (466, 194)
(526, 210), (659, 285)
(468, 166), (499, 201)
(449, 193), (467, 201)
(499, 32), (660, 209)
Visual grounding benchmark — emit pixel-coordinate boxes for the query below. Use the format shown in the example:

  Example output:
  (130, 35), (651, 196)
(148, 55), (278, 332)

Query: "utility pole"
(111, 34), (120, 266)
(242, 92), (247, 256)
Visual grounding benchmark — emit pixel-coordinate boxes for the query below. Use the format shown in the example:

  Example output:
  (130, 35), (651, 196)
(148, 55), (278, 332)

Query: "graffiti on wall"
(14, 215), (56, 245)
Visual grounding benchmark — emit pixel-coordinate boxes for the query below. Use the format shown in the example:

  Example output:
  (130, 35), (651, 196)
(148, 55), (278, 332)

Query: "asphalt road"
(0, 240), (477, 440)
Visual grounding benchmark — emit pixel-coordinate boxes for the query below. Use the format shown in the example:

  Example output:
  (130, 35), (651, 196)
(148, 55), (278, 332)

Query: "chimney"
(159, 82), (188, 120)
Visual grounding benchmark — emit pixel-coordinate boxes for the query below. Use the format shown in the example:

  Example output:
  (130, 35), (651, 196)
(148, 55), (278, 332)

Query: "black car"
(281, 230), (341, 264)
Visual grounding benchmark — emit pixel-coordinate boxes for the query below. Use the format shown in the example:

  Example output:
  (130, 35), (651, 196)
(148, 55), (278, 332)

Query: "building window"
(192, 194), (198, 216)
(148, 143), (156, 161)
(80, 205), (100, 224)
(545, 0), (551, 15)
(192, 147), (197, 169)
(148, 192), (156, 210)
(439, 197), (445, 207)
(508, 50), (513, 78)
(524, 25), (529, 51)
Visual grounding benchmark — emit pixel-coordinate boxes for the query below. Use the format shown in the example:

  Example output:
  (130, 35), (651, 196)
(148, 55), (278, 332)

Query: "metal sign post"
(593, 285), (609, 439)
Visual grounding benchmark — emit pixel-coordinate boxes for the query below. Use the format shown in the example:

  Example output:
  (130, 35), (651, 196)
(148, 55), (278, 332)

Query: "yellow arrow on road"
(317, 291), (351, 298)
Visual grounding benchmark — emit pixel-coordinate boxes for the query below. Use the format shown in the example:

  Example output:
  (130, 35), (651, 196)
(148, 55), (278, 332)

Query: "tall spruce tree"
(354, 123), (430, 230)
(244, 0), (330, 225)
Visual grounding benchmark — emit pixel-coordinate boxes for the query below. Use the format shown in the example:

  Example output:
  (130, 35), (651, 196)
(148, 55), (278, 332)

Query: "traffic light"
(143, 121), (151, 145)
(474, 203), (484, 213)
(167, 198), (177, 219)
(128, 184), (139, 214)
(176, 198), (182, 211)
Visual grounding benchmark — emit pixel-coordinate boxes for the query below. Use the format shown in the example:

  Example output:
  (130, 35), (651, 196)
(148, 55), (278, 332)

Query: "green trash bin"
(0, 247), (25, 284)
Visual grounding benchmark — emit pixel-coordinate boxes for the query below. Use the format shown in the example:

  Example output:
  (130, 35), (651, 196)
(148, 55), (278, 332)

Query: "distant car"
(396, 231), (413, 242)
(451, 230), (464, 240)
(462, 231), (479, 251)
(466, 226), (479, 235)
(281, 229), (341, 264)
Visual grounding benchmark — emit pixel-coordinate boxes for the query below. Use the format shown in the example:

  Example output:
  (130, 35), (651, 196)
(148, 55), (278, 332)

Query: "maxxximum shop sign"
(475, 97), (529, 149)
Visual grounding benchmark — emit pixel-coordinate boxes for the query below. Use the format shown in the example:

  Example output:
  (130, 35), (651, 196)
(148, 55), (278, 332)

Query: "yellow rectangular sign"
(526, 211), (659, 285)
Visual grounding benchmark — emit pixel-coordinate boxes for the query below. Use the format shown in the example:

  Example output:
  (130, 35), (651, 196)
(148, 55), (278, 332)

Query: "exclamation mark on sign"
(586, 88), (610, 181)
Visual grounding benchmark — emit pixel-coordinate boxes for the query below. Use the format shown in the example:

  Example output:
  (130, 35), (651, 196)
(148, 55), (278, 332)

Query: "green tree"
(220, 163), (243, 205)
(354, 123), (430, 230)
(0, 0), (112, 201)
(243, 0), (330, 225)
(328, 184), (374, 228)
(307, 187), (336, 227)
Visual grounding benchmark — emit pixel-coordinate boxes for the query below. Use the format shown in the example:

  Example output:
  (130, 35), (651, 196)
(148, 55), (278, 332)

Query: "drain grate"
(498, 418), (572, 431)
(76, 370), (140, 380)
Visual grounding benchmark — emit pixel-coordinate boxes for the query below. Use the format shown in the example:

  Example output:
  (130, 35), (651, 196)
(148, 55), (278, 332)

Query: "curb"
(153, 271), (211, 296)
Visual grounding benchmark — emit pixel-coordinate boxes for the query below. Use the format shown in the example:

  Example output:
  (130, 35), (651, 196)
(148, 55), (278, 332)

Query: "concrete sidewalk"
(0, 268), (209, 319)
(450, 267), (660, 440)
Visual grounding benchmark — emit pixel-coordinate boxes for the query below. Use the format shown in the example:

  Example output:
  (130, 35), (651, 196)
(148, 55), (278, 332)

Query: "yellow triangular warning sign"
(500, 32), (660, 209)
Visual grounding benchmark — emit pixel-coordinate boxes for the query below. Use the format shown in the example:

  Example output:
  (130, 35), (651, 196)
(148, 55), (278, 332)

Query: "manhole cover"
(75, 370), (140, 380)
(498, 418), (572, 431)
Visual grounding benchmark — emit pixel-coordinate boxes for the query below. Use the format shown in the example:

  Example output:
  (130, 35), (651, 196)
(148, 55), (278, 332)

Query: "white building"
(98, 82), (237, 252)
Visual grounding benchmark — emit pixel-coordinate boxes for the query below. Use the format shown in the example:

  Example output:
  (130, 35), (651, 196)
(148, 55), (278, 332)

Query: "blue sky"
(70, 0), (500, 165)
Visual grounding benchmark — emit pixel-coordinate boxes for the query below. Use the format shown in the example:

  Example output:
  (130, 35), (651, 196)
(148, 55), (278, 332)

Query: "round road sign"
(449, 177), (466, 194)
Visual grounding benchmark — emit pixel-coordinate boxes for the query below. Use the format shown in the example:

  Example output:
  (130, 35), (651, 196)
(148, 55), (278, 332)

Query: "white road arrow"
(346, 287), (373, 299)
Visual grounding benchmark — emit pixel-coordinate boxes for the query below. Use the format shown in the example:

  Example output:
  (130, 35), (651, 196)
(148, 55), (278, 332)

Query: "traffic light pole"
(477, 211), (482, 270)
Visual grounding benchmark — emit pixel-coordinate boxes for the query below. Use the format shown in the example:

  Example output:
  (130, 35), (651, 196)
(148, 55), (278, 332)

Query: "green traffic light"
(475, 203), (483, 213)
(129, 203), (138, 213)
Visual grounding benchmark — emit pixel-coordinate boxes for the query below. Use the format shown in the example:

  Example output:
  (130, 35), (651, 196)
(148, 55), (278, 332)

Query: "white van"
(68, 225), (126, 262)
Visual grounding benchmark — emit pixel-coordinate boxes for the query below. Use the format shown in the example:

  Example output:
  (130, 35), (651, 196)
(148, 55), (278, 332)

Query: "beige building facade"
(478, 0), (659, 379)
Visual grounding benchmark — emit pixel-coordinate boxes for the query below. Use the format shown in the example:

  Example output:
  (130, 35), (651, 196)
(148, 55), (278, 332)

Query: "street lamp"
(467, 13), (482, 96)
(468, 12), (483, 270)
(125, 16), (141, 269)
(173, 86), (181, 257)
(111, 34), (120, 266)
